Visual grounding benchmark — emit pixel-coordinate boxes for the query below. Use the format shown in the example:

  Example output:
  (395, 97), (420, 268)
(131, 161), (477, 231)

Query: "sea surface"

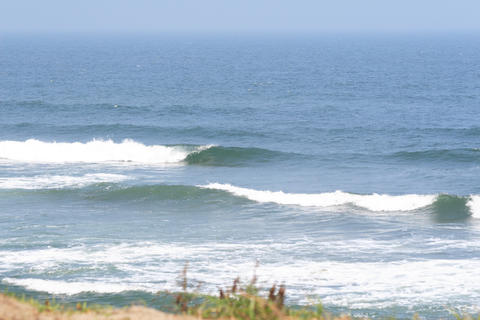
(1, 34), (480, 319)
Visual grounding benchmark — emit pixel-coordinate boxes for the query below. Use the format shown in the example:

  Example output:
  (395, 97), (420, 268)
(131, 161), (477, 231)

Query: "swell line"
(199, 183), (480, 218)
(1, 180), (478, 218)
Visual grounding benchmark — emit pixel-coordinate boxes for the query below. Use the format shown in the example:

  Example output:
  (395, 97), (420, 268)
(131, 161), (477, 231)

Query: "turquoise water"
(1, 34), (480, 318)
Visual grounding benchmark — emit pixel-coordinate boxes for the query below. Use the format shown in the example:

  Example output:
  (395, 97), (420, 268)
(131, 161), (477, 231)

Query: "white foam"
(467, 195), (480, 218)
(200, 183), (436, 212)
(0, 173), (129, 189)
(2, 278), (151, 295)
(251, 259), (480, 309)
(2, 242), (480, 309)
(0, 139), (212, 164)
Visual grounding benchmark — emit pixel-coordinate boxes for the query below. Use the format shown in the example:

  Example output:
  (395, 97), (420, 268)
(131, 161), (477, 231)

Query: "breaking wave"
(200, 183), (480, 217)
(1, 178), (478, 218)
(0, 139), (211, 164)
(0, 139), (286, 166)
(200, 183), (436, 211)
(2, 179), (479, 218)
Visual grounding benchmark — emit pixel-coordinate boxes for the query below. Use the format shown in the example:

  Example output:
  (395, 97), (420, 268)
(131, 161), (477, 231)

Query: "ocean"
(1, 34), (480, 319)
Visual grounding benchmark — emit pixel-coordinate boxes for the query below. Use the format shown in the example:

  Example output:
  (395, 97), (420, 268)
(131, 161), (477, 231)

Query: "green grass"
(170, 265), (335, 320)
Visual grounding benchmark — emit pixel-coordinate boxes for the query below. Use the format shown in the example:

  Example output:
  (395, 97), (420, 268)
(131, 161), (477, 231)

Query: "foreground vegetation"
(2, 288), (479, 320)
(1, 270), (333, 320)
(171, 265), (329, 320)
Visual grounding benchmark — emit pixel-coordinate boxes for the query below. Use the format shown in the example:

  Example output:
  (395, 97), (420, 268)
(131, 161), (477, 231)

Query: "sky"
(1, 0), (480, 34)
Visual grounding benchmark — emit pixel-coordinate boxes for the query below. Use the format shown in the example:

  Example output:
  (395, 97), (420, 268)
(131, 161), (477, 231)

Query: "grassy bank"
(2, 286), (478, 320)
(1, 280), (331, 320)
(0, 289), (341, 320)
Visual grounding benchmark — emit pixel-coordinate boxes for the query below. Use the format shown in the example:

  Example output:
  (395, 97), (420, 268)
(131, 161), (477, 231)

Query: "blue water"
(1, 34), (480, 319)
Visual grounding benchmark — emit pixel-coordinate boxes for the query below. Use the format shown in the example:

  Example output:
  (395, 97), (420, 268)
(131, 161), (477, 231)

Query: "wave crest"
(392, 148), (480, 163)
(199, 183), (480, 218)
(0, 139), (211, 164)
(467, 195), (480, 219)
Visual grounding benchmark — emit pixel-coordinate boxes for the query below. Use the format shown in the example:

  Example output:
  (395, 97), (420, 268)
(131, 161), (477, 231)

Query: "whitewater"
(201, 183), (480, 217)
(0, 139), (213, 164)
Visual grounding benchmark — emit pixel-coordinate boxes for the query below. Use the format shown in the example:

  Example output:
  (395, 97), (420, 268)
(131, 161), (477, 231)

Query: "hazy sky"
(1, 0), (480, 34)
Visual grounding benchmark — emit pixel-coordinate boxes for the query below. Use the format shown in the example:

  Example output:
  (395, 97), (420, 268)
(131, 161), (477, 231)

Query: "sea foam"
(467, 195), (480, 218)
(200, 183), (437, 212)
(3, 242), (480, 308)
(1, 278), (150, 295)
(0, 173), (129, 189)
(0, 139), (212, 164)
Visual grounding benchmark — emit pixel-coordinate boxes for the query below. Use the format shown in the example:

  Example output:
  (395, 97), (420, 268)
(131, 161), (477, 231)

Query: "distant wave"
(0, 183), (240, 204)
(0, 139), (288, 166)
(0, 139), (212, 164)
(1, 101), (258, 117)
(0, 123), (268, 139)
(391, 148), (480, 163)
(0, 174), (129, 190)
(200, 183), (480, 218)
(1, 100), (150, 112)
(82, 184), (218, 201)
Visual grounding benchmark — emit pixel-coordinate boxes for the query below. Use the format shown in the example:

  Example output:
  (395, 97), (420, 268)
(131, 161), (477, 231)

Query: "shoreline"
(1, 292), (476, 320)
